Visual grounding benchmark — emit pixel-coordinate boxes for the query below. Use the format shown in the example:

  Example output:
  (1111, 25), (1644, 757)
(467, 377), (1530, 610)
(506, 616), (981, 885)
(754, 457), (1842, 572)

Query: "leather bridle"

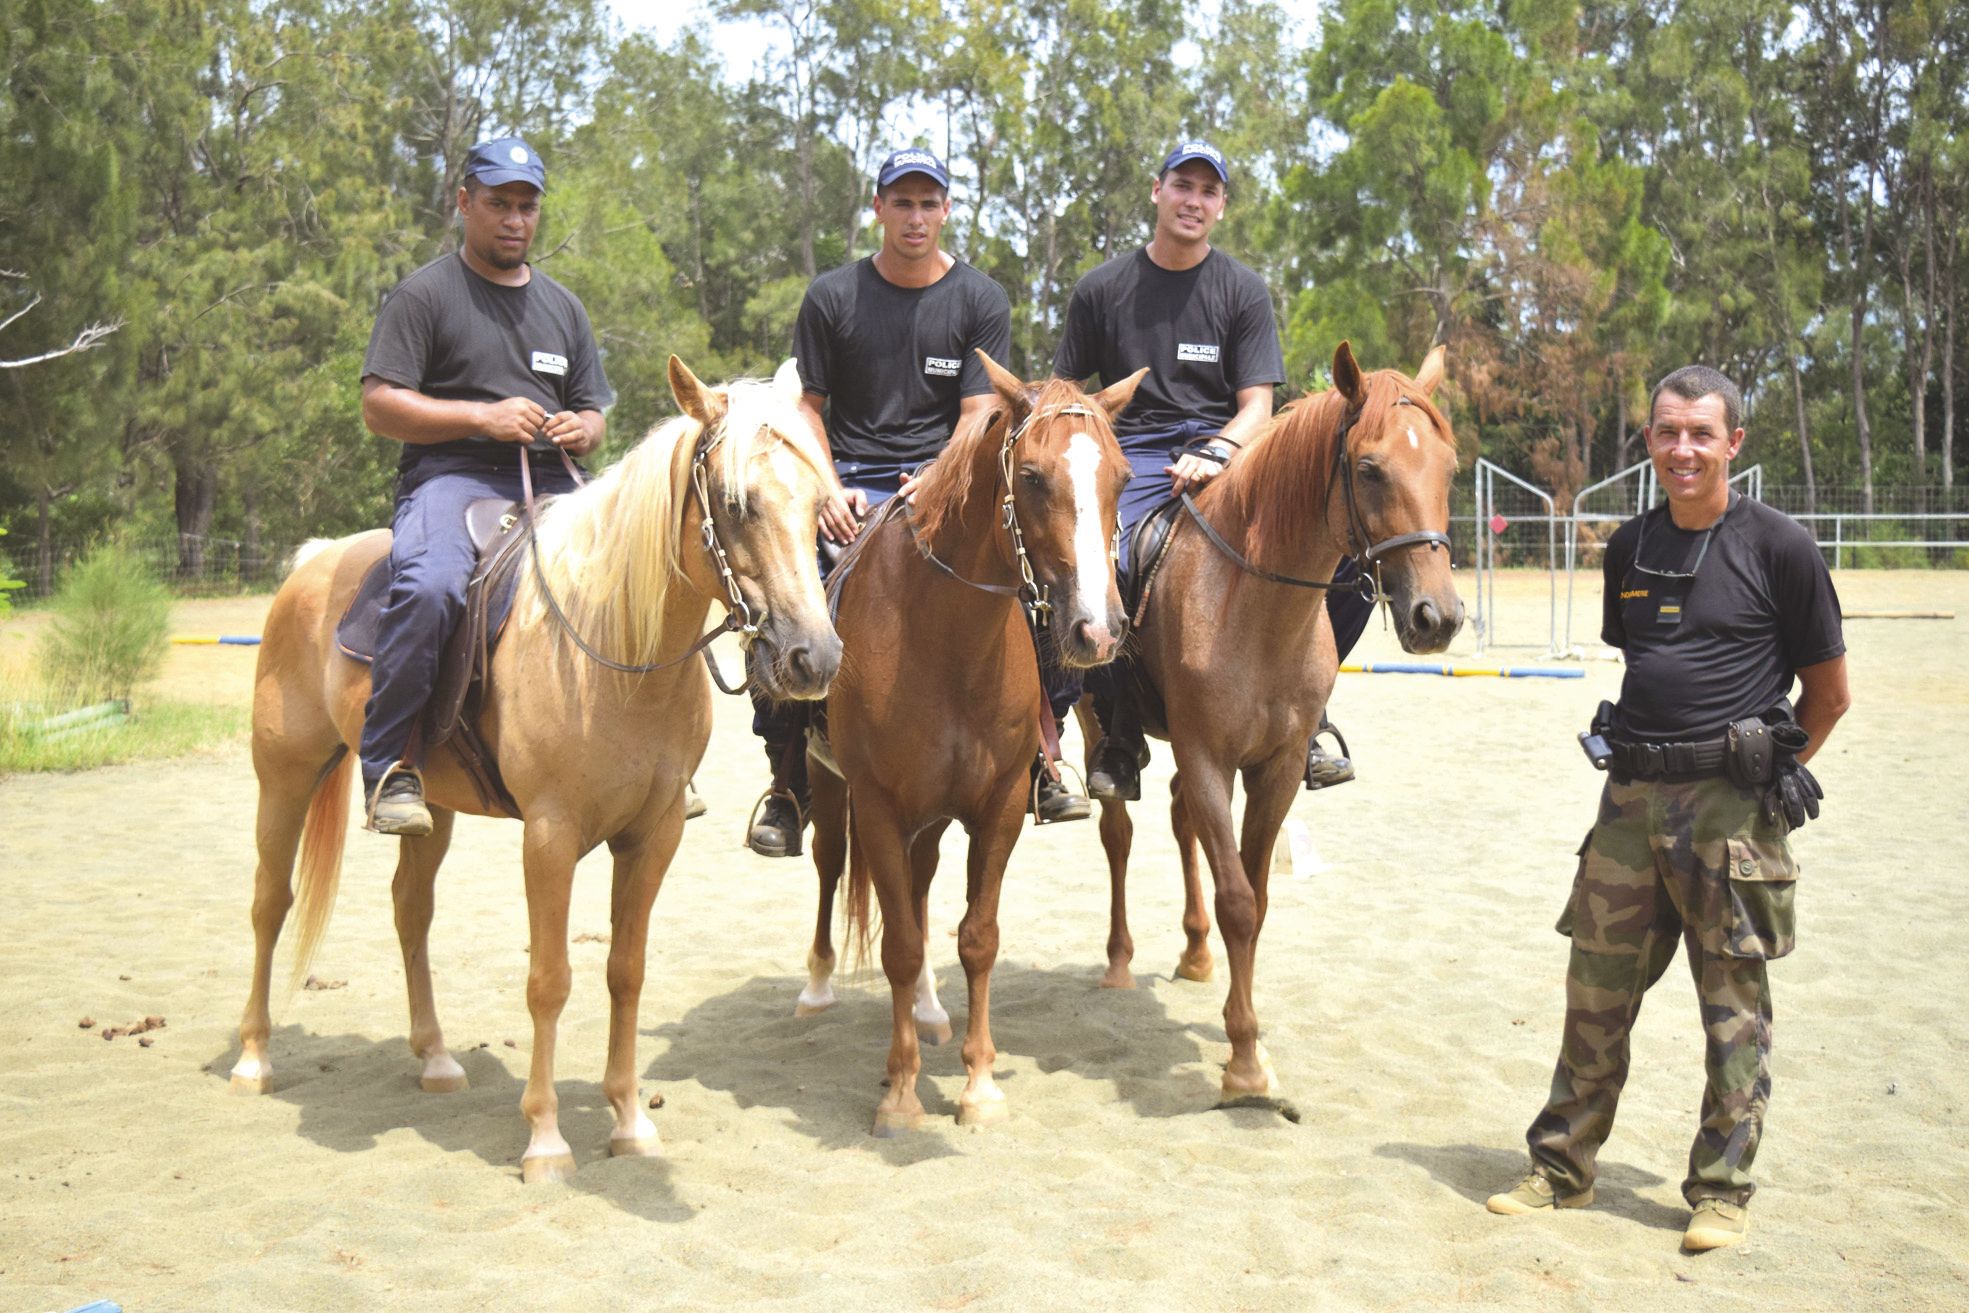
(1179, 394), (1452, 606)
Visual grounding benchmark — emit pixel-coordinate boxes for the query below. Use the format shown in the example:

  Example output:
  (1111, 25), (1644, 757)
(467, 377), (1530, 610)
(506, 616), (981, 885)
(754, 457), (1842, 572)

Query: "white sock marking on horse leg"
(231, 1055), (270, 1081)
(913, 953), (948, 1028)
(422, 1051), (465, 1084)
(1065, 432), (1108, 626)
(612, 1109), (658, 1143)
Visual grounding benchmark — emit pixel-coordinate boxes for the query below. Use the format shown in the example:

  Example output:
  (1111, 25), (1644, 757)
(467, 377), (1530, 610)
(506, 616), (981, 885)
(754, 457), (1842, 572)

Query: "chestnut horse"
(798, 355), (1143, 1134)
(1086, 342), (1463, 1100)
(231, 358), (841, 1181)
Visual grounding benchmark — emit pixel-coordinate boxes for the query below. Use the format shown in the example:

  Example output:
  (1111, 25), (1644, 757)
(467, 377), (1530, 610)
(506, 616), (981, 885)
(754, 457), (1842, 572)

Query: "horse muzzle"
(1395, 592), (1464, 655)
(749, 624), (841, 701)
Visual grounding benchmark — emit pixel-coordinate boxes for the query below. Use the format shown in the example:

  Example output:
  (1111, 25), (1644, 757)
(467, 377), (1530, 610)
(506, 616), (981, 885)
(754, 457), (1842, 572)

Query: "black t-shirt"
(1053, 247), (1285, 438)
(361, 252), (614, 476)
(792, 257), (1012, 467)
(1602, 495), (1845, 741)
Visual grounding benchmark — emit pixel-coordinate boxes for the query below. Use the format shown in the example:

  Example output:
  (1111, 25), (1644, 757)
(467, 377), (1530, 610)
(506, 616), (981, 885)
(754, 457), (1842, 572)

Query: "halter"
(906, 401), (1103, 630)
(523, 420), (764, 675)
(1180, 393), (1451, 606)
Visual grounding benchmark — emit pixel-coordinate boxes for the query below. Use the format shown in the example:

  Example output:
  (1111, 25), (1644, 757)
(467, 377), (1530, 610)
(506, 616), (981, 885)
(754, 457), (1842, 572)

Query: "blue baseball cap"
(1161, 139), (1229, 183)
(465, 136), (547, 192)
(875, 147), (950, 190)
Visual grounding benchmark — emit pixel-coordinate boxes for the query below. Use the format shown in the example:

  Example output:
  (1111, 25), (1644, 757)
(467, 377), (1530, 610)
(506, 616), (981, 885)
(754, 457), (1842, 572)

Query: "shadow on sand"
(203, 1026), (691, 1222)
(1374, 1141), (1688, 1233)
(640, 958), (1255, 1155)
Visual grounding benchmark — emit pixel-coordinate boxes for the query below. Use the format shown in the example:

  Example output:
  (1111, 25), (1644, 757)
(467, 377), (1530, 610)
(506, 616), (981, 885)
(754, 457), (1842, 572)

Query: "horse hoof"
(1098, 964), (1136, 989)
(420, 1071), (469, 1094)
(794, 998), (835, 1018)
(1174, 953), (1214, 983)
(1222, 1057), (1280, 1099)
(871, 1107), (924, 1138)
(608, 1136), (663, 1159)
(520, 1152), (577, 1184)
(228, 1072), (272, 1096)
(917, 1019), (953, 1046)
(956, 1098), (1008, 1128)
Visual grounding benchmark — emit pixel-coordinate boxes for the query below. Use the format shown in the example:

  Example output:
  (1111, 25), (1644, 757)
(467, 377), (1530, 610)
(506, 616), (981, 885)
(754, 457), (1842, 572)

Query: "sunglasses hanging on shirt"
(1631, 493), (1737, 626)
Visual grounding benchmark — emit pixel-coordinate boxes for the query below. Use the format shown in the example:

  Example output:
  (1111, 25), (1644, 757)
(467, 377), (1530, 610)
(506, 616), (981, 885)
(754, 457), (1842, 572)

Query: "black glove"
(1762, 760), (1822, 831)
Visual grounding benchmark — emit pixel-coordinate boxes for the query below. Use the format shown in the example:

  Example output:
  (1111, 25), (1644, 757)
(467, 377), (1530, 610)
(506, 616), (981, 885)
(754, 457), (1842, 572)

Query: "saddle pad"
(334, 552), (523, 666)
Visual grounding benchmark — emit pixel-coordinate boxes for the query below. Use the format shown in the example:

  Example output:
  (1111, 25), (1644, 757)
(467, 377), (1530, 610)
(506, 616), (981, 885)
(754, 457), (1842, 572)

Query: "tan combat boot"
(1486, 1170), (1596, 1215)
(1683, 1198), (1749, 1250)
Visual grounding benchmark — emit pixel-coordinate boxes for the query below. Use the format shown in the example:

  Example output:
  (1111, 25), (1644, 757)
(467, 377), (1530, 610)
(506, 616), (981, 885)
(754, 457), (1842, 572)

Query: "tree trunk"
(242, 485), (262, 590)
(173, 451), (217, 578)
(1945, 224), (1959, 490)
(35, 485), (53, 598)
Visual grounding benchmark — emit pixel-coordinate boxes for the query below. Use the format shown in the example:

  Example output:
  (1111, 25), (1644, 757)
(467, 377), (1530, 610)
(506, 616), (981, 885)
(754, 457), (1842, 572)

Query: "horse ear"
(976, 350), (1030, 415)
(668, 355), (726, 425)
(1332, 341), (1365, 406)
(1413, 344), (1447, 396)
(1092, 366), (1150, 421)
(772, 357), (803, 402)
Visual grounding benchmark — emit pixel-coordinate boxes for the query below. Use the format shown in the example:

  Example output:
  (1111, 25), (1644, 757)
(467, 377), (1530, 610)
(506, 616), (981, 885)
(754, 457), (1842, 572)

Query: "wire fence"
(7, 479), (1968, 604)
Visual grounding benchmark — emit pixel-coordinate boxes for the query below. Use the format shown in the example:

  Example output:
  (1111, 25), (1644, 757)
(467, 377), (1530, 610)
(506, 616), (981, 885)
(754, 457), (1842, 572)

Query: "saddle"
(334, 497), (538, 816)
(1121, 493), (1187, 627)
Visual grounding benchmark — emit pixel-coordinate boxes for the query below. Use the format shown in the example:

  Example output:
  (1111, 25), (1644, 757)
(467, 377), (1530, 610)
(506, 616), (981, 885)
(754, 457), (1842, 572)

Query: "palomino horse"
(1086, 341), (1463, 1100)
(798, 356), (1143, 1134)
(231, 357), (841, 1181)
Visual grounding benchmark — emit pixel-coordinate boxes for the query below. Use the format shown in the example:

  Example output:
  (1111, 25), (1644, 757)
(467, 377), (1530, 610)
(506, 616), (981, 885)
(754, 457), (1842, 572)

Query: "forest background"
(3, 0), (1965, 594)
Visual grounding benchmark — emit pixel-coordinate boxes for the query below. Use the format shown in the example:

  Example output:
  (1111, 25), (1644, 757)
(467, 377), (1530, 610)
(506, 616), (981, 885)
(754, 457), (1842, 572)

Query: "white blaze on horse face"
(1066, 432), (1108, 622)
(1407, 425), (1420, 450)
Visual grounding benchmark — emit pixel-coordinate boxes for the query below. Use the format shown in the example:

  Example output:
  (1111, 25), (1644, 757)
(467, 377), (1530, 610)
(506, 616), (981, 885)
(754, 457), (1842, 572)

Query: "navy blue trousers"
(359, 454), (577, 789)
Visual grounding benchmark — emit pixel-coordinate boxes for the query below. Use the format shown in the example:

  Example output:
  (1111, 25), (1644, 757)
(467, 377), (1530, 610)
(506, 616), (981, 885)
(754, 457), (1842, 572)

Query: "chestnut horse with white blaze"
(800, 355), (1143, 1135)
(231, 358), (841, 1182)
(1086, 342), (1464, 1099)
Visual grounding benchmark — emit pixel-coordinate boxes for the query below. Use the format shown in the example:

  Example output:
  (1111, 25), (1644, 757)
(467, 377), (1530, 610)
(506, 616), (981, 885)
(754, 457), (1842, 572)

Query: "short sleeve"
(1229, 274), (1285, 390)
(362, 279), (434, 390)
(1771, 522), (1845, 669)
(792, 286), (831, 397)
(1601, 523), (1635, 649)
(958, 275), (1013, 397)
(562, 298), (614, 413)
(1053, 282), (1100, 382)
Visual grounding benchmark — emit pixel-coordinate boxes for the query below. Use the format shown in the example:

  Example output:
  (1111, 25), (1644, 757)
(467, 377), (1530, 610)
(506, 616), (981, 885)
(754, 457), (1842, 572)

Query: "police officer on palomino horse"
(745, 148), (1092, 857)
(357, 137), (612, 834)
(1487, 365), (1851, 1252)
(1053, 139), (1378, 801)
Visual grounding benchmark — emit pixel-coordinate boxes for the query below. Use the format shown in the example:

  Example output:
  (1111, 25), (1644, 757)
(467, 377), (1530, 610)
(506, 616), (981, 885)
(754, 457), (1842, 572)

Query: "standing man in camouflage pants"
(1487, 366), (1850, 1251)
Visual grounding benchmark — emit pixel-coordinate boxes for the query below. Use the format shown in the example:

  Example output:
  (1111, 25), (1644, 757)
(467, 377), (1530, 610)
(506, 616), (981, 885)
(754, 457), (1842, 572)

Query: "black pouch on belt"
(1724, 717), (1774, 789)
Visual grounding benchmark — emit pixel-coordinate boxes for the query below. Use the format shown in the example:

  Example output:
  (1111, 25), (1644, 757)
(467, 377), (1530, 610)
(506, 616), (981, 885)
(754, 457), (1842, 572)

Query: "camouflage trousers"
(1526, 775), (1799, 1207)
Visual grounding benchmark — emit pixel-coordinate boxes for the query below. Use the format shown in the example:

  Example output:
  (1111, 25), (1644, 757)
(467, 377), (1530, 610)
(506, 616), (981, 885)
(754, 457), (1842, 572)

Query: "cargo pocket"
(1719, 835), (1798, 960)
(1554, 832), (1592, 938)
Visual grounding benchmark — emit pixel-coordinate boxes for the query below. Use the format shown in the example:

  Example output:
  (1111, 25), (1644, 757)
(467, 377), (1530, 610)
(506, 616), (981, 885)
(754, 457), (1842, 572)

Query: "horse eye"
(1019, 466), (1045, 488)
(1357, 459), (1384, 483)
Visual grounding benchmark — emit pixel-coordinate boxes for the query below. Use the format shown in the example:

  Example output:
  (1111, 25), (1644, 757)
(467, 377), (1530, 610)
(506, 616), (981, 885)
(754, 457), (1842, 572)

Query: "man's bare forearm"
(362, 379), (494, 445)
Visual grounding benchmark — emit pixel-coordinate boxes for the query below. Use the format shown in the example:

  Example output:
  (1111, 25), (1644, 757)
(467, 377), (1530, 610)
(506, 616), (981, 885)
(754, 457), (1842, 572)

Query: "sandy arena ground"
(2, 570), (1965, 1312)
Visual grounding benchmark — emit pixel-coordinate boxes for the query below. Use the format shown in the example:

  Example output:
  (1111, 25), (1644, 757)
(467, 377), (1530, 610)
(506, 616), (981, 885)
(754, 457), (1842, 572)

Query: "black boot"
(747, 788), (807, 857)
(1304, 717), (1356, 790)
(1030, 753), (1091, 823)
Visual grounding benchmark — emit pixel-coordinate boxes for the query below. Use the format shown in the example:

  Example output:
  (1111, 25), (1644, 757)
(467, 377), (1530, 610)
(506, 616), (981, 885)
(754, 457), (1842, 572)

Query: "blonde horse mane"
(521, 376), (827, 668)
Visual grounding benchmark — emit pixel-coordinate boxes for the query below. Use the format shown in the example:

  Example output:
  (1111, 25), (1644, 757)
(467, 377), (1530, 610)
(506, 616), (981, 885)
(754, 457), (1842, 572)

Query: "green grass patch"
(0, 698), (247, 774)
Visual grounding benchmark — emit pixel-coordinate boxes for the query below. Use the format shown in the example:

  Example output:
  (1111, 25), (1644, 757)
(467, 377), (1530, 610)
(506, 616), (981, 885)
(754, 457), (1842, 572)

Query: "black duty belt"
(1608, 736), (1728, 782)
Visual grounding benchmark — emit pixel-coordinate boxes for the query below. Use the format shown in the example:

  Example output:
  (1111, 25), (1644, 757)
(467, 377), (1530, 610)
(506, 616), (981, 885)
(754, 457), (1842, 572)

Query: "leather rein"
(1178, 395), (1451, 604)
(518, 426), (762, 678)
(900, 402), (1110, 631)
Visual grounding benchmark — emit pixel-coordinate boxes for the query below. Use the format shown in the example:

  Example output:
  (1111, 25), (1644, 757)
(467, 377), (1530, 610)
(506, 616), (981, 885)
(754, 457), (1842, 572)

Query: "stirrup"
(1304, 718), (1356, 792)
(1031, 759), (1091, 824)
(365, 761), (433, 836)
(745, 786), (807, 858)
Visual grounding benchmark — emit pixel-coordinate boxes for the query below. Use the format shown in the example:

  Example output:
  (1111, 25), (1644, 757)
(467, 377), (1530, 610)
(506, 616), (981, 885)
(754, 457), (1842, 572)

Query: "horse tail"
(842, 790), (877, 974)
(288, 746), (353, 991)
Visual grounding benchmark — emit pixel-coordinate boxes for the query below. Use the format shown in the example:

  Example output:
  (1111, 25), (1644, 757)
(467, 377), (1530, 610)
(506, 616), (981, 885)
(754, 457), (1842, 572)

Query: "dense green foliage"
(35, 542), (172, 702)
(2, 0), (1964, 572)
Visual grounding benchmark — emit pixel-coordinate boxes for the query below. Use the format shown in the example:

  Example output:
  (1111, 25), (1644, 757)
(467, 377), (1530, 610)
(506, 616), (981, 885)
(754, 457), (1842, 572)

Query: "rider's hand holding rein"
(479, 396), (549, 444)
(820, 486), (870, 545)
(1166, 447), (1228, 496)
(543, 409), (603, 458)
